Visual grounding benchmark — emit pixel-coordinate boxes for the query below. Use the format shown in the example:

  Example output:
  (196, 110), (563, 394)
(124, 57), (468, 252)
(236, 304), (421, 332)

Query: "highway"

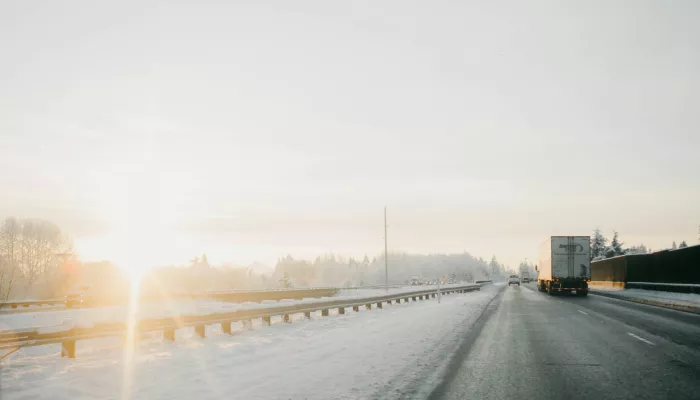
(430, 282), (700, 400)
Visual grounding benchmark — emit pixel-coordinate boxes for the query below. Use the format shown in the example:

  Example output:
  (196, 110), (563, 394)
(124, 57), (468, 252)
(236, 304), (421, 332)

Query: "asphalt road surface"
(430, 282), (700, 400)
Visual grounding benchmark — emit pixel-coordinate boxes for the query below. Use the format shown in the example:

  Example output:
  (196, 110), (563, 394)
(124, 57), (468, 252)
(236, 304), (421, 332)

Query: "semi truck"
(536, 236), (590, 296)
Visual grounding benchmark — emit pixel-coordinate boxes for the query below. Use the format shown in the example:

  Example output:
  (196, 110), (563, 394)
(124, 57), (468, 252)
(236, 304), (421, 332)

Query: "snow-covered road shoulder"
(1, 284), (503, 400)
(590, 287), (700, 314)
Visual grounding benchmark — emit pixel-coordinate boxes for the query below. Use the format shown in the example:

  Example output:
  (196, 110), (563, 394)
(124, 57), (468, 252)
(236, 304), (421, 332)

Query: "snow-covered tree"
(591, 229), (607, 260)
(609, 231), (624, 256)
(489, 256), (502, 279)
(627, 244), (649, 255)
(672, 241), (677, 249)
(678, 241), (688, 248)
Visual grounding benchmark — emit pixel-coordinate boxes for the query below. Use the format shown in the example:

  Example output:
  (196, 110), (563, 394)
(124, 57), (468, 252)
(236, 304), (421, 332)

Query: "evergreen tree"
(590, 229), (607, 260)
(489, 256), (500, 278)
(605, 247), (617, 258)
(679, 241), (688, 248)
(610, 231), (624, 256)
(627, 244), (648, 255)
(672, 241), (677, 249)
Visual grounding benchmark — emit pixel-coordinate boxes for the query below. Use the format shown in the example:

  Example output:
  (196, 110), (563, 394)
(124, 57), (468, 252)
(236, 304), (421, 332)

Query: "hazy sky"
(2, 0), (699, 270)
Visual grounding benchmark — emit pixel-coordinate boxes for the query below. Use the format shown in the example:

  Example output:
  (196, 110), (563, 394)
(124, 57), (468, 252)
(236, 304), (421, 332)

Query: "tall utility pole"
(384, 206), (389, 293)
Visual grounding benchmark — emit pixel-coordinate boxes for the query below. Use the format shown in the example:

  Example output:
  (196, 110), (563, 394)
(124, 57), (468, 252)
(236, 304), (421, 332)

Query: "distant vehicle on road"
(410, 276), (421, 285)
(536, 236), (590, 296)
(520, 270), (530, 283)
(64, 285), (92, 308)
(508, 275), (520, 286)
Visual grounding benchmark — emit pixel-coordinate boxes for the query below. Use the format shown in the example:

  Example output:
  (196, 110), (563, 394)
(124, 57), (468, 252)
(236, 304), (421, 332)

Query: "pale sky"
(2, 0), (699, 270)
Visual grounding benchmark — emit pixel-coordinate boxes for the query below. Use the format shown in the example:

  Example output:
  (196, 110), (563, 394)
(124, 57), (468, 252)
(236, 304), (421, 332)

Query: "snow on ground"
(591, 287), (700, 308)
(0, 299), (240, 332)
(1, 283), (502, 400)
(1, 284), (472, 332)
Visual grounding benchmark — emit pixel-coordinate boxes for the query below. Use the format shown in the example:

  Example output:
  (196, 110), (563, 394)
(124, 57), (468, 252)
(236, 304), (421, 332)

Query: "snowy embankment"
(1, 283), (503, 400)
(0, 284), (462, 332)
(590, 286), (700, 314)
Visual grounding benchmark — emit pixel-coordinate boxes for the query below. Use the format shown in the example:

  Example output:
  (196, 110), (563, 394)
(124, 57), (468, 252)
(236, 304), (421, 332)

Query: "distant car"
(64, 285), (92, 308)
(508, 275), (520, 286)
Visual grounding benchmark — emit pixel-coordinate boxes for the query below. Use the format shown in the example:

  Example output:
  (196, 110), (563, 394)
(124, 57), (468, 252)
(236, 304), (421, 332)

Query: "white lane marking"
(578, 310), (588, 315)
(627, 332), (655, 345)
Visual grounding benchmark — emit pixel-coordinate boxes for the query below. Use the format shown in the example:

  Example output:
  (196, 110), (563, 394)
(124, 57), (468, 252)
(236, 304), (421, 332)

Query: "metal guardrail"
(0, 287), (341, 310)
(0, 299), (65, 309)
(0, 284), (482, 359)
(341, 284), (413, 290)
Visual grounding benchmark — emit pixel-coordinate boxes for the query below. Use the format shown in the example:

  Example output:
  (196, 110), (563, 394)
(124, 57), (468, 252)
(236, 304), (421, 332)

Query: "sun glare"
(95, 158), (187, 281)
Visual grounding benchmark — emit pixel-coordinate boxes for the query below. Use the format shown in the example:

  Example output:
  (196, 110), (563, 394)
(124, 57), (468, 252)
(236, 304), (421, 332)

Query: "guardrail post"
(376, 302), (382, 309)
(222, 321), (232, 334)
(353, 305), (359, 312)
(387, 299), (392, 304)
(338, 307), (345, 315)
(164, 327), (175, 342)
(321, 309), (329, 317)
(262, 316), (271, 326)
(283, 314), (291, 323)
(195, 324), (206, 338)
(365, 304), (372, 310)
(61, 339), (76, 358)
(412, 296), (417, 301)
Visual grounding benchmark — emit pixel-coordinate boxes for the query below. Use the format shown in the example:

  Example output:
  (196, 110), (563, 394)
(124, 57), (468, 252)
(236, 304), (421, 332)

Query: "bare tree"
(0, 217), (22, 300)
(19, 219), (65, 293)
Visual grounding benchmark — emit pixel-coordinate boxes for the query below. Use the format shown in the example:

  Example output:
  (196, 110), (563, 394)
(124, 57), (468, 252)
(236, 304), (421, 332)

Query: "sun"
(93, 159), (186, 281)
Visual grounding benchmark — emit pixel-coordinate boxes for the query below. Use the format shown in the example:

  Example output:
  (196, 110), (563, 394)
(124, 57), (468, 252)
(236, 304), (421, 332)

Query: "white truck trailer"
(520, 270), (530, 283)
(536, 236), (591, 296)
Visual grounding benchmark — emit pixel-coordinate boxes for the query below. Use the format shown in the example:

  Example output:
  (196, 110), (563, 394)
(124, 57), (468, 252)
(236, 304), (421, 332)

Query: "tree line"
(272, 252), (511, 287)
(590, 228), (690, 261)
